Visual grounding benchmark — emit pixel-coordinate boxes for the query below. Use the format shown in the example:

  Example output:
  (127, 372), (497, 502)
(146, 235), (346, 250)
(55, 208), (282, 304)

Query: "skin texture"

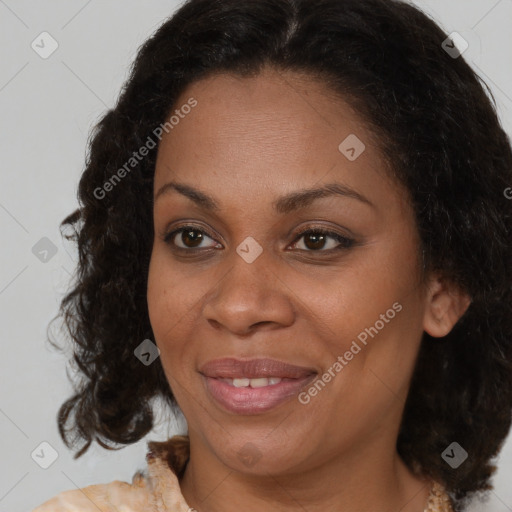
(147, 67), (470, 512)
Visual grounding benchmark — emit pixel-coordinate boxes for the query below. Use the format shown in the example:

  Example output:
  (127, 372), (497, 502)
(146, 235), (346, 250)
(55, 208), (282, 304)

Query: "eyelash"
(162, 225), (355, 254)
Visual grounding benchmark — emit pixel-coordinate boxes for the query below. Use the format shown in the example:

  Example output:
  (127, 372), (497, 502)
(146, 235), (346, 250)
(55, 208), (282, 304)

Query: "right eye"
(164, 226), (222, 251)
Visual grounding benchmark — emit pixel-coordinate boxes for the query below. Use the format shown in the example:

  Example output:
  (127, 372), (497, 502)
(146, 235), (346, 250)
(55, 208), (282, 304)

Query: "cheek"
(317, 248), (419, 348)
(147, 250), (188, 356)
(146, 248), (213, 367)
(312, 234), (424, 390)
(147, 252), (169, 336)
(147, 247), (194, 328)
(147, 254), (192, 399)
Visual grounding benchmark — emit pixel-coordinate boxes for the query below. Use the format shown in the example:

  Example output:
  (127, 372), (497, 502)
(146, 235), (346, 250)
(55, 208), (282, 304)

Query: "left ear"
(422, 274), (472, 338)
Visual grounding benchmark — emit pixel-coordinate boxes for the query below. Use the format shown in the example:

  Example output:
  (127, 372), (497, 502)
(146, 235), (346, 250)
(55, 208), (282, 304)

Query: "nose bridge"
(203, 243), (295, 334)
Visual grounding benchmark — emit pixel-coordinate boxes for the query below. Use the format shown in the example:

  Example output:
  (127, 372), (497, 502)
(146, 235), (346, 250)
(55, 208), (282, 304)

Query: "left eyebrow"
(273, 182), (375, 214)
(154, 180), (375, 213)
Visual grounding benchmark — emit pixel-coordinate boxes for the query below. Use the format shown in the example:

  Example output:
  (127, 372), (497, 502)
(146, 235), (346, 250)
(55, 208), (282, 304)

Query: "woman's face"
(147, 67), (430, 475)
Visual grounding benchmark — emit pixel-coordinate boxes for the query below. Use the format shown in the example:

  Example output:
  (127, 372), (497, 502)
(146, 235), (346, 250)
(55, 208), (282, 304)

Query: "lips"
(199, 358), (317, 414)
(199, 357), (316, 379)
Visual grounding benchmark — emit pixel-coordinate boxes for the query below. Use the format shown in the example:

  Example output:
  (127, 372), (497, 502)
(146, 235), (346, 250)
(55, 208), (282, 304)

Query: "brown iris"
(303, 232), (327, 250)
(181, 229), (203, 248)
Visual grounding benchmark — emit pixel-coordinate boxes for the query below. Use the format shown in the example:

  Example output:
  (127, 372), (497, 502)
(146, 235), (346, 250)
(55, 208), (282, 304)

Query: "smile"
(220, 377), (284, 387)
(199, 358), (317, 414)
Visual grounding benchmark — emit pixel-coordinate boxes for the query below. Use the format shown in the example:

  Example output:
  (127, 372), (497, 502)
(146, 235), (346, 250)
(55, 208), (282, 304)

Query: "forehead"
(159, 67), (364, 157)
(153, 67), (401, 213)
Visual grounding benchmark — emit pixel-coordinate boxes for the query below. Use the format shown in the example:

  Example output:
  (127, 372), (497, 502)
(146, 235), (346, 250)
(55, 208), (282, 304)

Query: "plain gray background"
(1, 1), (511, 511)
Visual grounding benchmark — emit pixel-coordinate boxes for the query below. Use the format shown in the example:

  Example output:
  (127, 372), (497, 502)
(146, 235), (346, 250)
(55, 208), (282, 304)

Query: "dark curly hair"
(49, 0), (512, 510)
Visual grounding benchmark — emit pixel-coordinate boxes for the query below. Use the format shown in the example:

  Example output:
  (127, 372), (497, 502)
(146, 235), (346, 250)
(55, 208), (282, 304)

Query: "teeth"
(250, 378), (270, 388)
(228, 377), (283, 388)
(232, 378), (250, 388)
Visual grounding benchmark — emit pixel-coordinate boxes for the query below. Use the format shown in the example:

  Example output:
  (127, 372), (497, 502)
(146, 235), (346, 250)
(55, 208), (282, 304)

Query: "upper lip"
(200, 358), (317, 379)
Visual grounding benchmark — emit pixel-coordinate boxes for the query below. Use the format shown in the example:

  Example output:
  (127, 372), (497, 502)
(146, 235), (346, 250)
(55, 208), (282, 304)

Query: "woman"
(33, 0), (512, 511)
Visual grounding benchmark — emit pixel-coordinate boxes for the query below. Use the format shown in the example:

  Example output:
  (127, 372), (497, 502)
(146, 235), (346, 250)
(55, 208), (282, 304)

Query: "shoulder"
(32, 473), (151, 511)
(31, 435), (191, 512)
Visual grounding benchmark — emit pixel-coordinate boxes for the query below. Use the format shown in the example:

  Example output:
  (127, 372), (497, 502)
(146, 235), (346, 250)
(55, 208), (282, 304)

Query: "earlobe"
(423, 276), (472, 338)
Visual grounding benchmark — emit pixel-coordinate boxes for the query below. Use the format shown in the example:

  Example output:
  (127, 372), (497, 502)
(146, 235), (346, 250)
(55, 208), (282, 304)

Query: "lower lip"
(202, 374), (316, 414)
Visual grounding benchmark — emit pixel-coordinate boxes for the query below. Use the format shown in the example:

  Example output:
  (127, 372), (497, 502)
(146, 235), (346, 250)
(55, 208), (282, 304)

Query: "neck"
(180, 431), (431, 512)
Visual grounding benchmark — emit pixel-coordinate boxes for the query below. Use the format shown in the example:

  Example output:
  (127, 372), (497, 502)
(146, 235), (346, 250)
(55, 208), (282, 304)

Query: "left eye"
(291, 229), (354, 251)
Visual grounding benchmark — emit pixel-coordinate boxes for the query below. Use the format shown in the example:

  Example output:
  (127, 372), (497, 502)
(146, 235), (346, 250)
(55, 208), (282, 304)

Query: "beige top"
(32, 435), (454, 511)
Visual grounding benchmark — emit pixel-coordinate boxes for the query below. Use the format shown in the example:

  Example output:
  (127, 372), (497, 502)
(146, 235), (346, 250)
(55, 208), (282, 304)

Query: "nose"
(202, 248), (296, 336)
